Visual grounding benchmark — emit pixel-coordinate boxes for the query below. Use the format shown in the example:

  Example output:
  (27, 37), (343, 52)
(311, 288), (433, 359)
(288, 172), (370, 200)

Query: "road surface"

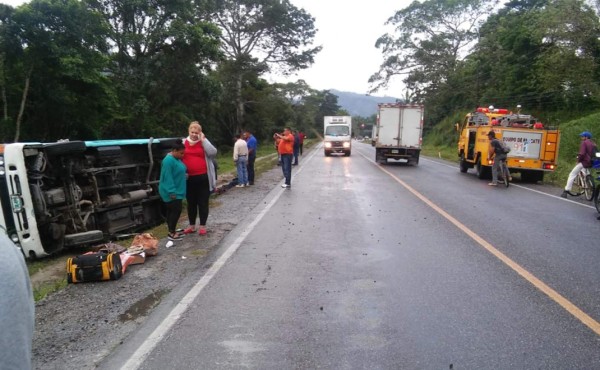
(101, 141), (600, 369)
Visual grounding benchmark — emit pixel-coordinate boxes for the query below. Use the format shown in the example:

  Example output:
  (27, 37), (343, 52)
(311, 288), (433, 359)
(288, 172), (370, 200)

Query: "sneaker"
(198, 228), (207, 236)
(168, 233), (183, 241)
(560, 191), (568, 198)
(281, 184), (290, 188)
(245, 183), (250, 187)
(182, 227), (195, 235)
(488, 182), (497, 186)
(235, 184), (244, 188)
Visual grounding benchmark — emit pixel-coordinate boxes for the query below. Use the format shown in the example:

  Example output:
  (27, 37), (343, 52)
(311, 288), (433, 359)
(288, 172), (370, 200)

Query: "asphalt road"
(101, 141), (600, 369)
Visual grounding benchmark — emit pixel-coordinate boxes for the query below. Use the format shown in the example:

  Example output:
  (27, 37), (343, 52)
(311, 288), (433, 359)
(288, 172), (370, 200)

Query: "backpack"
(591, 143), (599, 159)
(498, 140), (511, 154)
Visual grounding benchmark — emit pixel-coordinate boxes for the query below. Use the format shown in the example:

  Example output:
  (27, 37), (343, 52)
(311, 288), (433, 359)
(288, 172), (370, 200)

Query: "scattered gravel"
(32, 164), (285, 370)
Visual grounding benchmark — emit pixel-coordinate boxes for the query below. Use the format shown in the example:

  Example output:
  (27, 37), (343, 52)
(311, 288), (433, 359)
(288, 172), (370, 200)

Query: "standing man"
(244, 130), (258, 185)
(275, 127), (295, 188)
(233, 134), (249, 187)
(486, 131), (509, 186)
(561, 131), (596, 198)
(298, 131), (305, 155)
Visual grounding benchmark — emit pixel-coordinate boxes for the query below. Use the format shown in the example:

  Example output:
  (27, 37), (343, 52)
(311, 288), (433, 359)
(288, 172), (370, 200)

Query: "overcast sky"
(282, 0), (412, 96)
(1, 0), (412, 96)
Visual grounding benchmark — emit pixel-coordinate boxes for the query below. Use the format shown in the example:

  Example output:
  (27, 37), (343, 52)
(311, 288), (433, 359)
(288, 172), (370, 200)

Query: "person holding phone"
(182, 121), (217, 235)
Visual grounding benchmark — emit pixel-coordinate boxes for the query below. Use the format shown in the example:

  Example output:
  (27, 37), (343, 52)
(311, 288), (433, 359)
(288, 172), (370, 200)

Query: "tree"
(87, 0), (222, 137)
(4, 0), (112, 141)
(207, 0), (321, 132)
(370, 0), (498, 101)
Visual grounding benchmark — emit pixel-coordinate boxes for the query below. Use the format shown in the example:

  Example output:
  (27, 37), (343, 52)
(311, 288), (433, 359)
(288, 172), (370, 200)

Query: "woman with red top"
(182, 121), (218, 235)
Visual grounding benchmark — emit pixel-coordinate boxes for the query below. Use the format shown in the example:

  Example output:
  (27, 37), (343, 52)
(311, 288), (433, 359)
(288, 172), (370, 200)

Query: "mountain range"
(331, 89), (399, 117)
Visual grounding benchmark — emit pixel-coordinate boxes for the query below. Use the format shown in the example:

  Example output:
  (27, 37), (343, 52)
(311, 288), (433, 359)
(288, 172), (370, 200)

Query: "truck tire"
(459, 154), (468, 173)
(324, 150), (330, 157)
(344, 151), (351, 157)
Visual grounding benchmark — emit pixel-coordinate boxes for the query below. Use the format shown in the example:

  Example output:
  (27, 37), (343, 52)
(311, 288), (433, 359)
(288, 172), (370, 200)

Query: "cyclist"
(487, 131), (510, 186)
(561, 131), (596, 198)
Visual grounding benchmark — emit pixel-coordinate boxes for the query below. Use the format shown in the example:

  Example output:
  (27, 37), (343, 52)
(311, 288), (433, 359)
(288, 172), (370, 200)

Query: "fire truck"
(457, 106), (560, 182)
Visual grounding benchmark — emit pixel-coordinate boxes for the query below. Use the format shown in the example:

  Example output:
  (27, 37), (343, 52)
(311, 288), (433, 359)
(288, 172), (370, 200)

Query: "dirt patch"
(30, 259), (69, 288)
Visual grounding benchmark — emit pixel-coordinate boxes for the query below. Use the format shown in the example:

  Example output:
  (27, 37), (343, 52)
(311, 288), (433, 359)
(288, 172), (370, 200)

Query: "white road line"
(418, 156), (597, 209)
(120, 144), (319, 370)
(357, 148), (600, 336)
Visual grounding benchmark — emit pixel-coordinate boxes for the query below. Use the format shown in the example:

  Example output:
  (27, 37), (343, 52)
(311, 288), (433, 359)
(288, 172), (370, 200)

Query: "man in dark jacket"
(486, 131), (510, 186)
(561, 131), (596, 198)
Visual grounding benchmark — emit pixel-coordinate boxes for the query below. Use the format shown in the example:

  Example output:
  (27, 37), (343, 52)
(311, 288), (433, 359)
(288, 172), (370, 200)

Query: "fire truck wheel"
(459, 154), (468, 173)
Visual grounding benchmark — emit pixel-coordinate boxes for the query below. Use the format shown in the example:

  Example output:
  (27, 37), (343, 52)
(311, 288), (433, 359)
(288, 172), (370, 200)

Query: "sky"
(1, 0), (413, 96)
(280, 0), (413, 96)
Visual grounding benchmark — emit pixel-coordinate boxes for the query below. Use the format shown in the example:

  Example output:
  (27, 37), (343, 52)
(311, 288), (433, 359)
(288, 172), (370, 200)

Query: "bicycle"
(499, 158), (511, 188)
(568, 167), (595, 200)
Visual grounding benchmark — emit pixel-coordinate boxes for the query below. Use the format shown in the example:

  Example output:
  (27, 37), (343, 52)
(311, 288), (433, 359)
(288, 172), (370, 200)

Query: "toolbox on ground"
(66, 251), (123, 283)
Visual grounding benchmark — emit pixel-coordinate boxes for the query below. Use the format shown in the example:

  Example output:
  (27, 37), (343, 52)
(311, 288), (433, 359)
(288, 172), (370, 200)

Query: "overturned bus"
(0, 138), (180, 259)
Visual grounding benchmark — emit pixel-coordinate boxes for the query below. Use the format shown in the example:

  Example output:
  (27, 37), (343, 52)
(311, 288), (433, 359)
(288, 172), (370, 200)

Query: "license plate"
(391, 149), (399, 154)
(11, 195), (22, 212)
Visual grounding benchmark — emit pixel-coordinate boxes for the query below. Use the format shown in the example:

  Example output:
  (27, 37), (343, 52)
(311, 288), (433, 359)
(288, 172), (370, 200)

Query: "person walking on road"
(182, 121), (218, 236)
(486, 131), (510, 186)
(561, 131), (596, 198)
(233, 134), (249, 187)
(275, 127), (295, 188)
(159, 141), (187, 241)
(244, 130), (258, 185)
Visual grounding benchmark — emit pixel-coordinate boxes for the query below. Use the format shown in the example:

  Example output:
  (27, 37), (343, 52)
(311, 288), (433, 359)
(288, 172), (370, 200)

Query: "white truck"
(373, 103), (424, 165)
(323, 116), (352, 156)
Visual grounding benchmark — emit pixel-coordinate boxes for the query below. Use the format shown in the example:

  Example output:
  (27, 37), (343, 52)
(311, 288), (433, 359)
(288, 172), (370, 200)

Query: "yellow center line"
(366, 152), (600, 336)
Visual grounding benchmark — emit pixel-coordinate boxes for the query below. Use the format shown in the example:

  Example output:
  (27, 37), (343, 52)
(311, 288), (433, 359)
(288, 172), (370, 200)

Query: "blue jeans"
(280, 154), (292, 185)
(236, 156), (248, 185)
(247, 154), (255, 184)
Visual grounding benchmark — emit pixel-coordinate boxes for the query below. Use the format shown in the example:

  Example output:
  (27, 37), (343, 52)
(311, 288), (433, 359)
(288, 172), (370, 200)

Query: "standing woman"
(159, 141), (187, 241)
(182, 121), (218, 235)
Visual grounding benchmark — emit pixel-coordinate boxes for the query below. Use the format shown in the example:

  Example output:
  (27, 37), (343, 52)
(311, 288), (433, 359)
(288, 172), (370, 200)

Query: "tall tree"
(370, 0), (498, 102)
(87, 0), (222, 137)
(207, 0), (321, 132)
(4, 0), (112, 141)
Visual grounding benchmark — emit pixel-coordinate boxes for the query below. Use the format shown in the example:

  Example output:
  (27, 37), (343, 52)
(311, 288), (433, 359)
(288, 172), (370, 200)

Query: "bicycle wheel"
(595, 185), (600, 213)
(503, 163), (510, 188)
(584, 174), (595, 201)
(569, 172), (585, 196)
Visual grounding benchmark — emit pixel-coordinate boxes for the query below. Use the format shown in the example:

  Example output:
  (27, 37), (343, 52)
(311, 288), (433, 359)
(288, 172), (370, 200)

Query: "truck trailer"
(373, 103), (424, 165)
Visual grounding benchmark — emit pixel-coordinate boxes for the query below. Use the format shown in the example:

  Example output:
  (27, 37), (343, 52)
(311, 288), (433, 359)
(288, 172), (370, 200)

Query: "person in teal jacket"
(159, 141), (187, 241)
